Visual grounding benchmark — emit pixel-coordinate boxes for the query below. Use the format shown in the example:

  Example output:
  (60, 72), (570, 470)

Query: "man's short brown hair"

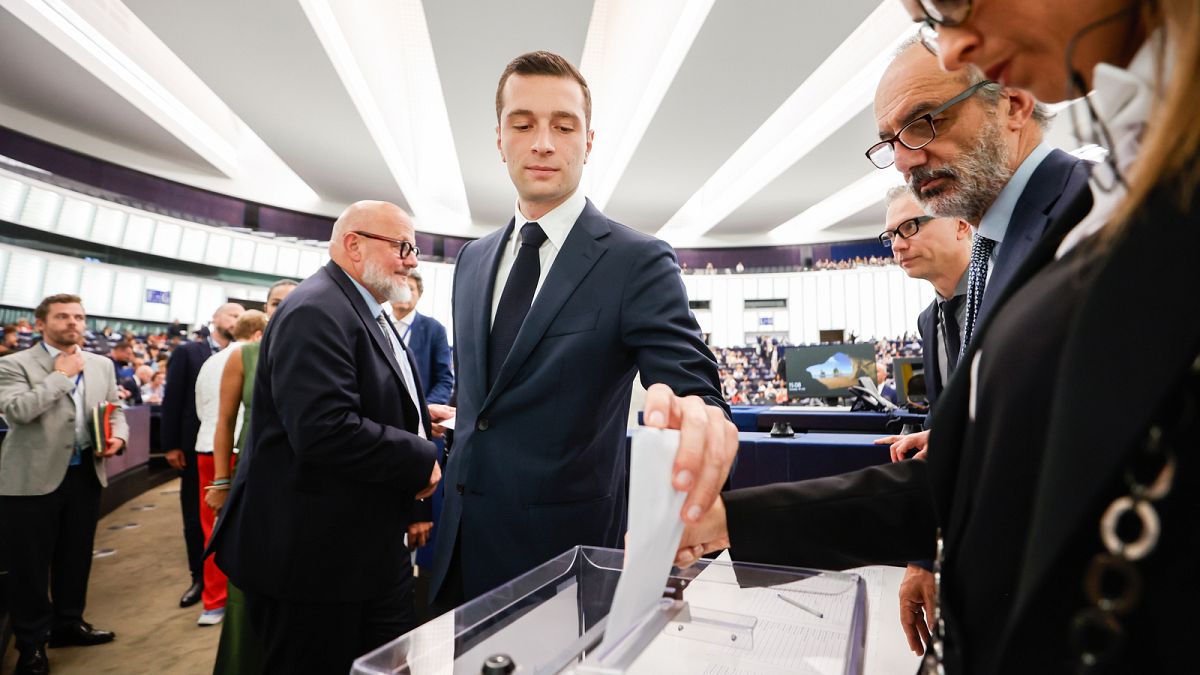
(407, 269), (423, 295)
(233, 310), (268, 341)
(35, 294), (83, 321)
(495, 51), (591, 127)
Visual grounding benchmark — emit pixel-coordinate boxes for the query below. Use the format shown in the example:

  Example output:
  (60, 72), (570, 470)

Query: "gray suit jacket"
(0, 345), (128, 495)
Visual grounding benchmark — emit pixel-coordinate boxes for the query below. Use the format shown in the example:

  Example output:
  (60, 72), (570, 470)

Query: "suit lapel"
(933, 154), (1094, 549)
(322, 262), (408, 394)
(978, 150), (1079, 328)
(460, 221), (512, 406)
(83, 355), (106, 409)
(483, 201), (610, 408)
(30, 342), (55, 377)
(407, 313), (424, 355)
(918, 302), (941, 400)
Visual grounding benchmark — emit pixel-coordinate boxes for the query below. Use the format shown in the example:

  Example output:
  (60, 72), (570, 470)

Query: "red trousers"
(197, 453), (230, 611)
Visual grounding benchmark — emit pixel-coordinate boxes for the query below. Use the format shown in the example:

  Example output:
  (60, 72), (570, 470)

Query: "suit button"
(456, 484), (465, 495)
(476, 418), (489, 431)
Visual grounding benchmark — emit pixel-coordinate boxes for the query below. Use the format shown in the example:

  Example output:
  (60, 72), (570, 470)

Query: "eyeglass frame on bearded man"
(352, 230), (421, 259)
(865, 78), (995, 169)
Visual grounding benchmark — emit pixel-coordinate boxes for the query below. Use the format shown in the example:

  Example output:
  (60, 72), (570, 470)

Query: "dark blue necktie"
(489, 222), (547, 388)
(940, 294), (965, 375)
(960, 234), (996, 357)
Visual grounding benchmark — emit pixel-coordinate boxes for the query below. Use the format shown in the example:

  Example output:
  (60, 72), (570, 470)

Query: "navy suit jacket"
(916, 300), (941, 409)
(429, 199), (726, 600)
(972, 148), (1093, 333)
(919, 148), (1091, 411)
(406, 312), (454, 404)
(160, 339), (211, 454)
(210, 261), (437, 602)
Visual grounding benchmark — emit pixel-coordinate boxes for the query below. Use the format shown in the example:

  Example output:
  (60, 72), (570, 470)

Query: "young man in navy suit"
(428, 51), (738, 608)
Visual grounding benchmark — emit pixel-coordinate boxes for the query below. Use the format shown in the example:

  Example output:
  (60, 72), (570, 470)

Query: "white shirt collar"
(43, 341), (68, 359)
(1056, 32), (1162, 258)
(977, 141), (1054, 243)
(509, 189), (587, 256)
(1090, 32), (1160, 178)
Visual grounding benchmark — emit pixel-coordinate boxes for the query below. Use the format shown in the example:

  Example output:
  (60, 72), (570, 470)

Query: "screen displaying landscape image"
(784, 343), (876, 399)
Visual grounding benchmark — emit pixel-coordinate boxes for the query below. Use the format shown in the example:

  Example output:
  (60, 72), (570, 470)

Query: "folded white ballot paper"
(599, 427), (688, 651)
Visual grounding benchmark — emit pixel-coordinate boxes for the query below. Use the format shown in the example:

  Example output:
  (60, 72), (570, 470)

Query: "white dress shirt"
(394, 312), (414, 345)
(194, 341), (245, 454)
(489, 189), (587, 328)
(42, 342), (88, 450)
(1056, 32), (1160, 258)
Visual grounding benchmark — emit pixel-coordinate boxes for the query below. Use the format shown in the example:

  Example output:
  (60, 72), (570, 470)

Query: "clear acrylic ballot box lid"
(353, 546), (867, 675)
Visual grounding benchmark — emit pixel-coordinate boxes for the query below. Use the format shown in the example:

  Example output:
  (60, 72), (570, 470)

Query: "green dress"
(213, 343), (264, 675)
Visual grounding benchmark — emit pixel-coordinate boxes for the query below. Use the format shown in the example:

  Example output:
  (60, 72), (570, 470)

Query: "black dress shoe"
(179, 580), (203, 608)
(47, 621), (115, 647)
(15, 646), (50, 675)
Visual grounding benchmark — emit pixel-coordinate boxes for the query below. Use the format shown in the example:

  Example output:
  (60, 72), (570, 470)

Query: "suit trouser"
(0, 464), (101, 648)
(179, 446), (205, 584)
(196, 453), (228, 611)
(244, 567), (416, 675)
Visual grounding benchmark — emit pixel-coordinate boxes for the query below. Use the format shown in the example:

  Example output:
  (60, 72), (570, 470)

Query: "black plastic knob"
(482, 653), (515, 675)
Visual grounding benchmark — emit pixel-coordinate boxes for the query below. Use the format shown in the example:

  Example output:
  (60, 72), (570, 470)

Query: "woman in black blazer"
(676, 2), (1200, 672)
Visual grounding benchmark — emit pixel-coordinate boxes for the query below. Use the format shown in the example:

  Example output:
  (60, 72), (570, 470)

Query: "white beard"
(362, 258), (410, 304)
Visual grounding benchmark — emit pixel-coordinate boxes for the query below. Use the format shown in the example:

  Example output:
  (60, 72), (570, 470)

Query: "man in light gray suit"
(0, 294), (127, 675)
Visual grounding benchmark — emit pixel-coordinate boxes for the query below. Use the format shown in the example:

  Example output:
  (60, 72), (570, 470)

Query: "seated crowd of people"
(0, 317), (193, 407)
(712, 334), (924, 405)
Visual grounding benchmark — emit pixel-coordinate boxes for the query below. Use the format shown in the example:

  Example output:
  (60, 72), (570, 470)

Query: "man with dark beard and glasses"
(868, 36), (1092, 460)
(865, 36), (1093, 656)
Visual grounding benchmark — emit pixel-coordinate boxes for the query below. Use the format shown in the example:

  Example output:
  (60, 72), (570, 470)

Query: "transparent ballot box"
(353, 546), (867, 675)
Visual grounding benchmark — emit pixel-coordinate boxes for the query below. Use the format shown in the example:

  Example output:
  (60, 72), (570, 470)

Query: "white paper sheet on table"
(599, 427), (688, 651)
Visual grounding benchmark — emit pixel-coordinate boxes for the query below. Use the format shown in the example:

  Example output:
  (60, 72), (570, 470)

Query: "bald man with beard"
(208, 201), (446, 675)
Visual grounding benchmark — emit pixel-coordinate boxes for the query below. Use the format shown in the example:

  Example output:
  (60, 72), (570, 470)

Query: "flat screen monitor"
(784, 343), (876, 400)
(892, 356), (925, 405)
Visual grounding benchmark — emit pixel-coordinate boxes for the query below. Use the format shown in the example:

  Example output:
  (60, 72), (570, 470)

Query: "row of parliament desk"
(729, 404), (926, 434)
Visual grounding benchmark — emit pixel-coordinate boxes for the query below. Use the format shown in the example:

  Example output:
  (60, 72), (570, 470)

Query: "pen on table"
(776, 593), (824, 619)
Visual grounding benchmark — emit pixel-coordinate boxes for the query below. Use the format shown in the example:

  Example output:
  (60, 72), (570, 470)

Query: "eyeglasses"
(879, 215), (934, 248)
(352, 230), (420, 259)
(901, 0), (974, 54)
(865, 79), (994, 169)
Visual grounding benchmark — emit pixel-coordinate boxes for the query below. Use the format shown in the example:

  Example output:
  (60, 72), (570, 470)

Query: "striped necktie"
(960, 235), (996, 357)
